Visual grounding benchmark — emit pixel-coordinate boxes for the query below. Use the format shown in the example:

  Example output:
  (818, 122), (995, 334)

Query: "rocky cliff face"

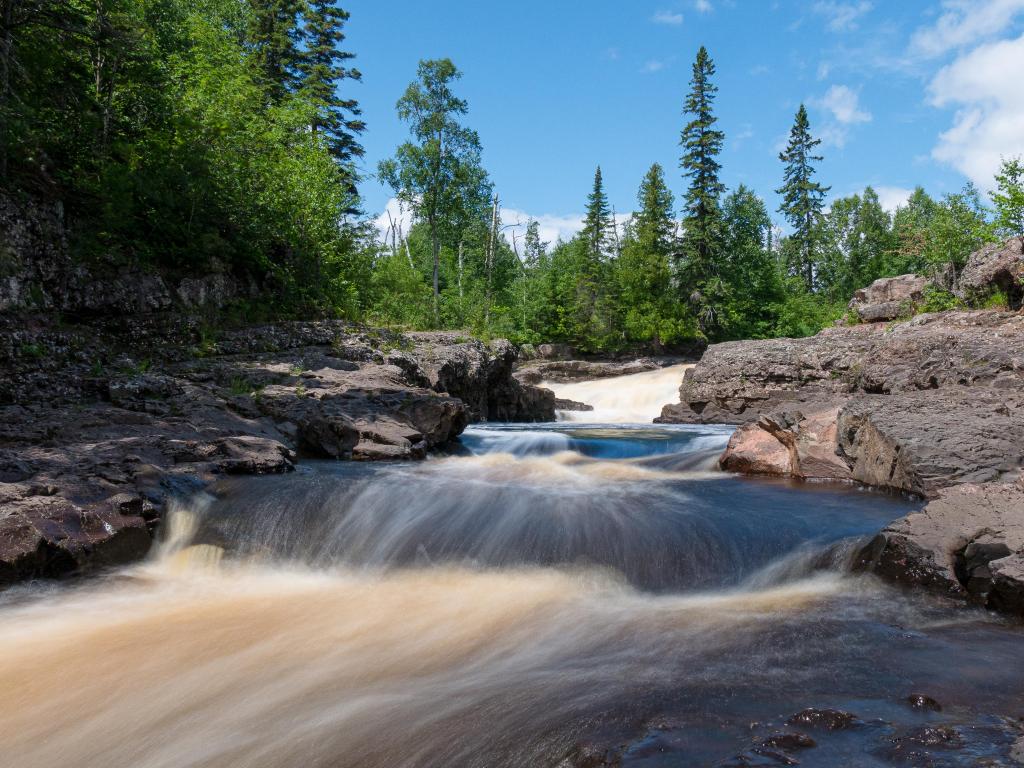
(0, 318), (554, 586)
(658, 300), (1024, 616)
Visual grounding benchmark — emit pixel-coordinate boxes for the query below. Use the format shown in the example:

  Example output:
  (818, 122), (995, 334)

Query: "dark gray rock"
(856, 481), (1024, 614)
(659, 310), (1024, 425)
(958, 237), (1024, 309)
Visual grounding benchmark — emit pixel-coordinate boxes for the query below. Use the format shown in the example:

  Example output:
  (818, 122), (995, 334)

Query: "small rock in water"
(906, 725), (963, 748)
(760, 732), (817, 750)
(786, 708), (858, 730)
(906, 694), (943, 712)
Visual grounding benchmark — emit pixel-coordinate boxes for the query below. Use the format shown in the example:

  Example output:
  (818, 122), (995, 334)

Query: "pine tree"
(582, 165), (614, 265)
(300, 0), (364, 165)
(777, 104), (829, 291)
(249, 0), (304, 101)
(679, 46), (725, 289)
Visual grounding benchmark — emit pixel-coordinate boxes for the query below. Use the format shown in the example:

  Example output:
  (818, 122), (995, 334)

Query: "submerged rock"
(786, 708), (859, 731)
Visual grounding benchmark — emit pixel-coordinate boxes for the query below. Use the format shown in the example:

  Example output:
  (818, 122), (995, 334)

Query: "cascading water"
(2, 372), (1024, 767)
(542, 363), (694, 422)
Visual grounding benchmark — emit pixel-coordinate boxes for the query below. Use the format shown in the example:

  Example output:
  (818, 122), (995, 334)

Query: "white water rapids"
(541, 363), (694, 423)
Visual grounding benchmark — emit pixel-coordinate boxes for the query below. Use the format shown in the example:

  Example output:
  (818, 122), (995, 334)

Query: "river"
(1, 366), (1022, 767)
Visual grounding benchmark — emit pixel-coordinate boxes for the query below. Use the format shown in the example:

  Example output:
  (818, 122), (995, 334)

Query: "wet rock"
(515, 357), (670, 385)
(759, 733), (816, 750)
(958, 237), (1024, 310)
(786, 708), (858, 730)
(848, 274), (931, 323)
(856, 482), (1024, 613)
(0, 494), (151, 585)
(555, 398), (595, 412)
(559, 742), (622, 768)
(906, 694), (942, 712)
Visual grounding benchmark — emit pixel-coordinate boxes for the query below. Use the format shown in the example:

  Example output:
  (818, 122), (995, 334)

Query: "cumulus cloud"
(694, 0), (712, 12)
(819, 84), (872, 124)
(873, 186), (914, 213)
(928, 32), (1024, 189)
(652, 10), (683, 25)
(813, 1), (873, 32)
(812, 85), (871, 148)
(910, 0), (1024, 58)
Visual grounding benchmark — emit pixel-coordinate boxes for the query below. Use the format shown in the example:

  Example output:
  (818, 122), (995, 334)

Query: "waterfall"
(541, 363), (693, 423)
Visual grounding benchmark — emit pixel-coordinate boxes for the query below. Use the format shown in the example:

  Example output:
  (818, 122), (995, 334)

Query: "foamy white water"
(542, 363), (693, 423)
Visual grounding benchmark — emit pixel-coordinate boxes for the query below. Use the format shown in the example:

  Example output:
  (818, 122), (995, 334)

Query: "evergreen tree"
(300, 0), (364, 165)
(777, 104), (829, 291)
(248, 0), (304, 101)
(616, 163), (694, 346)
(721, 185), (780, 337)
(632, 162), (676, 252)
(582, 165), (614, 264)
(522, 220), (547, 268)
(679, 46), (725, 290)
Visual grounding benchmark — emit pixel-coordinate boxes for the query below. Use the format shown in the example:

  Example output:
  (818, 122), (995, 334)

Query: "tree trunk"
(484, 194), (498, 327)
(429, 214), (440, 325)
(457, 240), (464, 298)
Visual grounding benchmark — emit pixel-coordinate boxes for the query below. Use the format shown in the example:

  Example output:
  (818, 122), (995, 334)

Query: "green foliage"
(979, 289), (1011, 311)
(377, 58), (491, 324)
(2, 0), (365, 317)
(992, 157), (1024, 239)
(918, 284), (963, 314)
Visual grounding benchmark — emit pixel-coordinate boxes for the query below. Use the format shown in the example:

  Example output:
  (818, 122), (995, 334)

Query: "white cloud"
(928, 32), (1024, 189)
(373, 198), (586, 247)
(694, 0), (712, 12)
(910, 0), (1024, 58)
(642, 59), (668, 73)
(812, 84), (871, 148)
(819, 84), (872, 124)
(873, 186), (914, 213)
(813, 1), (873, 32)
(652, 10), (683, 25)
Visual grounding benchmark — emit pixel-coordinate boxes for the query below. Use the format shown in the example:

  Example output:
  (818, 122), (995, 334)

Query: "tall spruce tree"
(300, 1), (364, 165)
(777, 104), (829, 291)
(248, 0), (304, 101)
(633, 163), (676, 253)
(679, 46), (725, 291)
(582, 165), (614, 265)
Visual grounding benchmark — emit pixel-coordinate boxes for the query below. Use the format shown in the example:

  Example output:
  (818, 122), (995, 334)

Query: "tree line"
(374, 47), (1023, 349)
(2, 5), (1022, 346)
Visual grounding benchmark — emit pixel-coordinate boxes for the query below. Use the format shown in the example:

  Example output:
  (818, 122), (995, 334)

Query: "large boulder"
(847, 274), (930, 323)
(958, 237), (1024, 309)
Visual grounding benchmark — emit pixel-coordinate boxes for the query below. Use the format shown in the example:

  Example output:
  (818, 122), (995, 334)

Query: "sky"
(344, 0), (1024, 244)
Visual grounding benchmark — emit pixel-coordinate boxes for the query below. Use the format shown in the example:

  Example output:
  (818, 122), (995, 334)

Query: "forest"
(3, 0), (1023, 350)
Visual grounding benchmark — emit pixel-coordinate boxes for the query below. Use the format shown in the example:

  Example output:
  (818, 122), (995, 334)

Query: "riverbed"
(0, 369), (1022, 767)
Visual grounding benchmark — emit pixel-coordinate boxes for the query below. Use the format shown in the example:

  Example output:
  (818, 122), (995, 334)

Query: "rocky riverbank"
(0, 317), (553, 585)
(657, 240), (1024, 616)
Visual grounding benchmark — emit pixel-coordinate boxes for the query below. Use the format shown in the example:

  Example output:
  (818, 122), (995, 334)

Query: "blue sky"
(345, 0), (1024, 242)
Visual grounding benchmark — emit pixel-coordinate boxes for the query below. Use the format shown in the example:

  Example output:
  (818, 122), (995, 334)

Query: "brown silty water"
(0, 369), (1022, 767)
